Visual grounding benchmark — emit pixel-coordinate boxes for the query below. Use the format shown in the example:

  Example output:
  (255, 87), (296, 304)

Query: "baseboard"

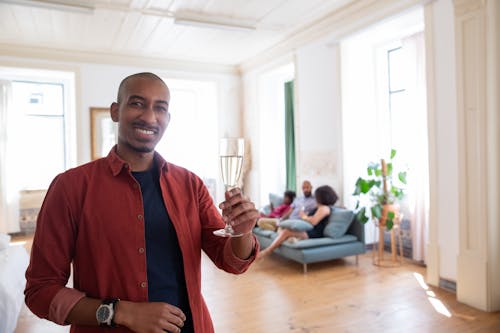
(364, 243), (425, 266)
(8, 231), (29, 237)
(439, 278), (457, 293)
(361, 245), (456, 294)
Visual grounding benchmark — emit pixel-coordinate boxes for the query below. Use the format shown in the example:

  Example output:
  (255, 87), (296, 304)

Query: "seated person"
(261, 190), (296, 218)
(257, 185), (338, 259)
(257, 190), (296, 230)
(280, 180), (316, 220)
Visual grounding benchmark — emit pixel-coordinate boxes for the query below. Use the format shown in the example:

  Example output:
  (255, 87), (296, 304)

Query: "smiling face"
(302, 181), (313, 197)
(110, 74), (170, 159)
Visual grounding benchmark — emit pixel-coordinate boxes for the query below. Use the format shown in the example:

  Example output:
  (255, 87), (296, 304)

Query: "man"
(280, 180), (316, 220)
(25, 72), (260, 333)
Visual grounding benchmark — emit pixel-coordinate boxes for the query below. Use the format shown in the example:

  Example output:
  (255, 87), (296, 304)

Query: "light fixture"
(0, 0), (94, 14)
(174, 15), (256, 32)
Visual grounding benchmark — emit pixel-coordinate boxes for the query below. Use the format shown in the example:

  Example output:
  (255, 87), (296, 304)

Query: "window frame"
(0, 67), (76, 190)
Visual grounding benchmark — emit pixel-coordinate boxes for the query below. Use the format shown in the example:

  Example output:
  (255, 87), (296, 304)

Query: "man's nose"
(140, 105), (156, 123)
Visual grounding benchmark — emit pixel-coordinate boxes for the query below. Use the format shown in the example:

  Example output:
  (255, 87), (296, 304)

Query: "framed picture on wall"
(90, 107), (117, 160)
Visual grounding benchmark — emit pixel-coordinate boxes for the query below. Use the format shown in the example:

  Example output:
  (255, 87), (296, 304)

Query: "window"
(0, 68), (75, 232)
(0, 68), (75, 191)
(340, 8), (427, 252)
(377, 38), (423, 172)
(387, 46), (406, 150)
(11, 81), (67, 190)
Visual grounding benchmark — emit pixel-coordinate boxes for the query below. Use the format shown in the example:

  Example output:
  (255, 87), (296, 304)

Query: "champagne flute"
(213, 137), (244, 237)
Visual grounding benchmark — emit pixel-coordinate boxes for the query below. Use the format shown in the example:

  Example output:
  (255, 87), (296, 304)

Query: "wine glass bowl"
(213, 137), (245, 237)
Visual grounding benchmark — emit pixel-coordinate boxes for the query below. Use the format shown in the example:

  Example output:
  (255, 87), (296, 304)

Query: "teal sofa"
(253, 207), (366, 273)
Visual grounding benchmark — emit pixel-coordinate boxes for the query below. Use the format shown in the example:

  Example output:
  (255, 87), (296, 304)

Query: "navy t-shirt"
(306, 207), (331, 239)
(132, 164), (193, 332)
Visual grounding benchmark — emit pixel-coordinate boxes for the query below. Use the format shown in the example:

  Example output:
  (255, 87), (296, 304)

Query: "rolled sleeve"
(48, 287), (86, 325)
(222, 234), (259, 273)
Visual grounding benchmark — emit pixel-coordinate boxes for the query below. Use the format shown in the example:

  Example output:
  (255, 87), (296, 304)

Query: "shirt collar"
(106, 145), (168, 176)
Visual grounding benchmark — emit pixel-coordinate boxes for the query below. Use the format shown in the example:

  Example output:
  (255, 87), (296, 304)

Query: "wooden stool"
(373, 214), (404, 267)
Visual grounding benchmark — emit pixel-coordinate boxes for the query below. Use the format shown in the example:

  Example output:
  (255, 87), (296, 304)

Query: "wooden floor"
(201, 253), (500, 333)
(13, 235), (500, 332)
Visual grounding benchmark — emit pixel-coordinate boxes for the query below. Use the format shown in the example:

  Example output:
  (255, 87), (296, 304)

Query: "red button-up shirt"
(25, 148), (257, 333)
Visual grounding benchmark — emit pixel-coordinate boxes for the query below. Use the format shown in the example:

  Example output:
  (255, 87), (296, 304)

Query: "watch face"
(96, 305), (111, 322)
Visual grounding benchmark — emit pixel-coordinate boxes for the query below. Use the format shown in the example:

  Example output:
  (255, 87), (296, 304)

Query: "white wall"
(242, 40), (343, 210)
(339, 30), (380, 244)
(428, 0), (459, 282)
(241, 56), (294, 207)
(295, 40), (343, 199)
(241, 68), (261, 205)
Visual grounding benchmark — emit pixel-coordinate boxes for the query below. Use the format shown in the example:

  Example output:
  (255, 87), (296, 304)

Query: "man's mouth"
(135, 128), (156, 135)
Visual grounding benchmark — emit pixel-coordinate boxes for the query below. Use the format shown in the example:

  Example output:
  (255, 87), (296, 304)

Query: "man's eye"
(155, 106), (167, 113)
(130, 101), (143, 107)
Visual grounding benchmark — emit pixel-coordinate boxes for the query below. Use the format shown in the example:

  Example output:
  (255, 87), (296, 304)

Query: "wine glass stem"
(224, 185), (235, 234)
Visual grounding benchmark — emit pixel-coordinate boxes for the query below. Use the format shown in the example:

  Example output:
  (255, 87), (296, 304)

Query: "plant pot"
(378, 204), (400, 228)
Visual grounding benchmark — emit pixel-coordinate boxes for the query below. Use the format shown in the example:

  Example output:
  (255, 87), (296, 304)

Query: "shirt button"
(140, 282), (147, 288)
(137, 214), (143, 220)
(138, 247), (145, 254)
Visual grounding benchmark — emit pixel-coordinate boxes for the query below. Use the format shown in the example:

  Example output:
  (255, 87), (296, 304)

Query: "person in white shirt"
(280, 180), (316, 220)
(257, 180), (316, 231)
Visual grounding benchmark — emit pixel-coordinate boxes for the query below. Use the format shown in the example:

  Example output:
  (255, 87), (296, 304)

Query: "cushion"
(279, 219), (313, 231)
(268, 193), (283, 209)
(323, 207), (355, 238)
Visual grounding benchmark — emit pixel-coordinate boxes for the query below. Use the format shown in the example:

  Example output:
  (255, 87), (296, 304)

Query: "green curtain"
(284, 80), (296, 192)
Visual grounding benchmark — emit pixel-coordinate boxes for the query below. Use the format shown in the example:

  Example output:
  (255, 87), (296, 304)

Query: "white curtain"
(402, 32), (429, 262)
(0, 80), (20, 233)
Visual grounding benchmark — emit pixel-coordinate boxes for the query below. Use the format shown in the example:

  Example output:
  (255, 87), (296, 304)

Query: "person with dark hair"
(257, 190), (296, 230)
(257, 185), (338, 259)
(24, 72), (260, 333)
(261, 190), (296, 218)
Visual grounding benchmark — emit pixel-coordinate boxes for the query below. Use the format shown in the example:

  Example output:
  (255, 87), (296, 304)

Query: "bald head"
(302, 180), (313, 197)
(117, 72), (167, 103)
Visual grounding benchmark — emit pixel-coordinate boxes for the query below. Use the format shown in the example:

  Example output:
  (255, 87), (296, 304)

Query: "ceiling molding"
(173, 10), (257, 32)
(238, 0), (427, 73)
(0, 43), (239, 75)
(0, 0), (94, 13)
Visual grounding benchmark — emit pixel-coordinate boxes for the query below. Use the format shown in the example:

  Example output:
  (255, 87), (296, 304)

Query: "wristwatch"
(96, 298), (119, 327)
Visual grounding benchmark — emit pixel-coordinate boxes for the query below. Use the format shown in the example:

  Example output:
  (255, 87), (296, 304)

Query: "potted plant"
(352, 149), (407, 230)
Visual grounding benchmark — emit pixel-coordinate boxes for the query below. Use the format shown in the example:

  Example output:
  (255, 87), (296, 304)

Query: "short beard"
(125, 141), (154, 154)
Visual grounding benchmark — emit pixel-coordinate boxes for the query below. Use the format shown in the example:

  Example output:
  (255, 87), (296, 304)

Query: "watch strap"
(108, 298), (119, 327)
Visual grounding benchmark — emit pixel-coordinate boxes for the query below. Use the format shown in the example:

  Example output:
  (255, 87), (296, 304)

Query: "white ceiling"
(0, 0), (356, 68)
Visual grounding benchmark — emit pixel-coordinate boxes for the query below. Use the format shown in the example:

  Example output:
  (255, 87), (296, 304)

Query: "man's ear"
(110, 102), (119, 122)
(165, 111), (171, 128)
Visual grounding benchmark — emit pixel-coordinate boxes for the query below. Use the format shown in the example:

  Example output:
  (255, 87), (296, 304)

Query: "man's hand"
(219, 188), (260, 259)
(114, 300), (186, 333)
(219, 188), (259, 236)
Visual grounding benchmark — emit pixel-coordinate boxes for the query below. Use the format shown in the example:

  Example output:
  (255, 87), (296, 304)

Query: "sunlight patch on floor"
(413, 272), (452, 318)
(428, 296), (452, 317)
